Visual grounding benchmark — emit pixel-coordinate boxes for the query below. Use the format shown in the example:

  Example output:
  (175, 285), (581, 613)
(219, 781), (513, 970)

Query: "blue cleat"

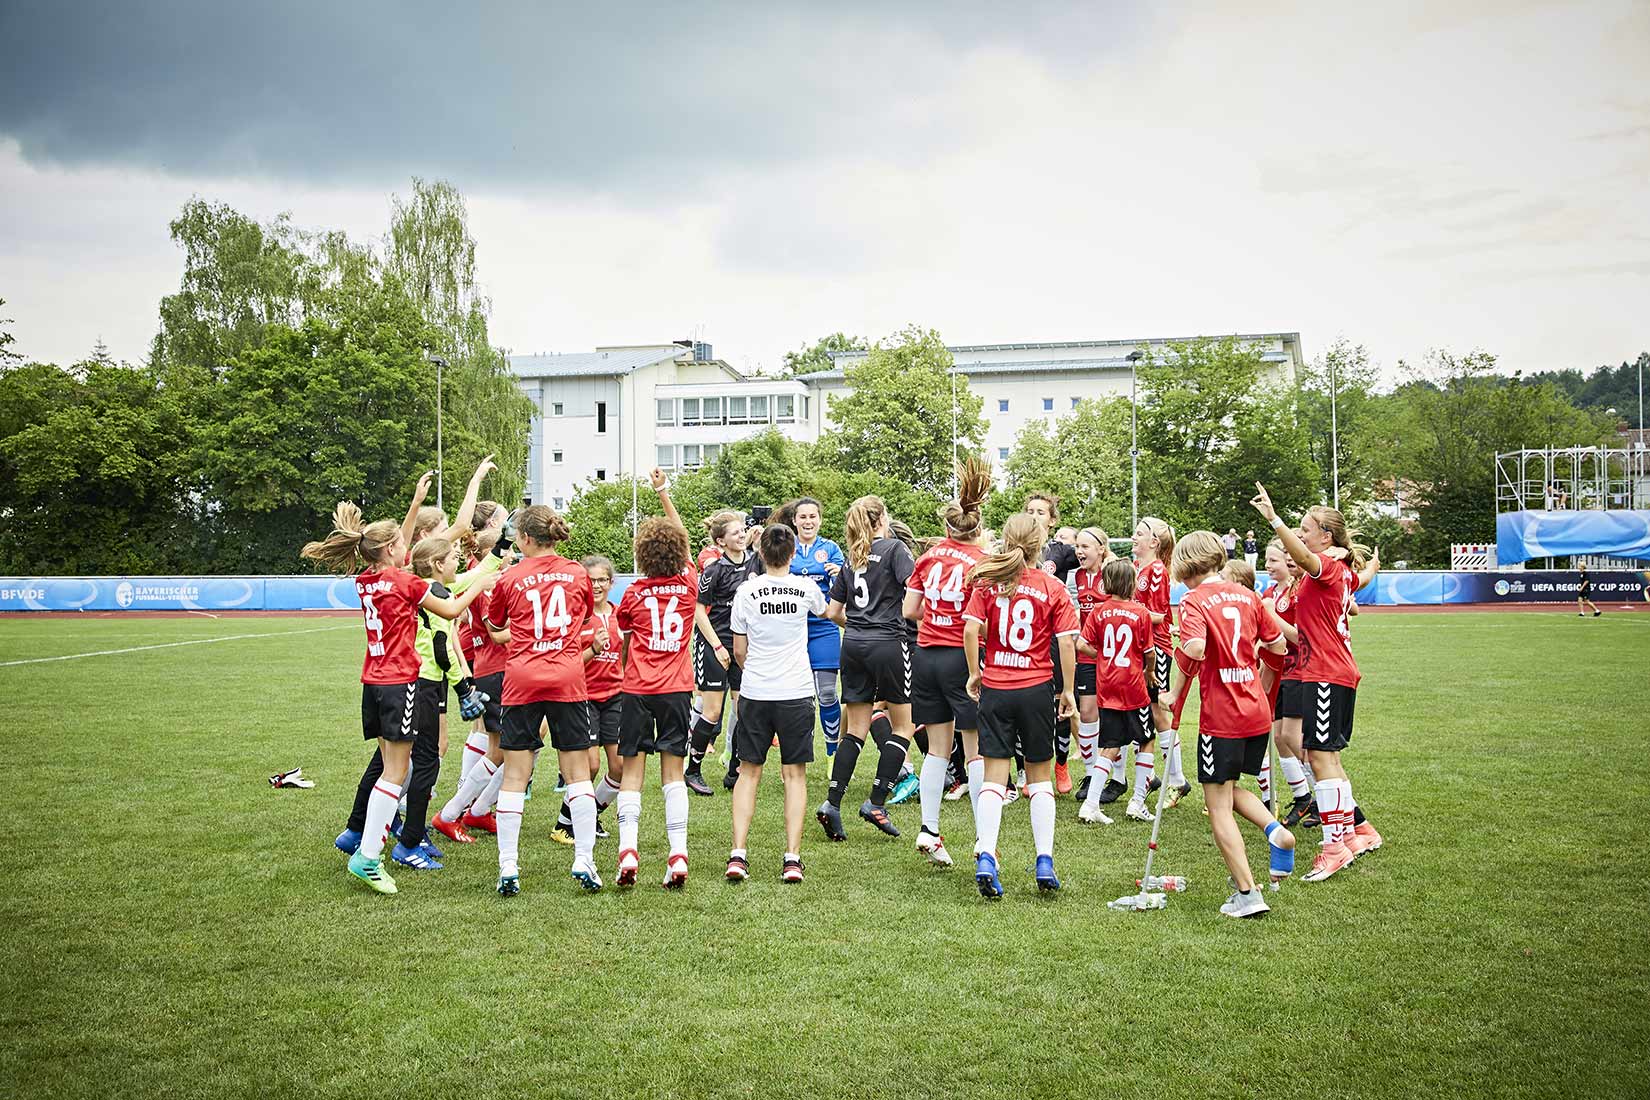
(391, 842), (442, 870)
(417, 838), (444, 861)
(1035, 854), (1061, 893)
(571, 860), (604, 893)
(497, 874), (520, 897)
(888, 772), (921, 805)
(976, 852), (1004, 899)
(334, 828), (362, 855)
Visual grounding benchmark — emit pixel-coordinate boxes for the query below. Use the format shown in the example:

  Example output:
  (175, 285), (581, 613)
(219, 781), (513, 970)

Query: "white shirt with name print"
(730, 572), (827, 701)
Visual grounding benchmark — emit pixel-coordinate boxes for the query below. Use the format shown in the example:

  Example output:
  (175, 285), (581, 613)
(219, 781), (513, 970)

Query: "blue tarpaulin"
(1495, 510), (1650, 565)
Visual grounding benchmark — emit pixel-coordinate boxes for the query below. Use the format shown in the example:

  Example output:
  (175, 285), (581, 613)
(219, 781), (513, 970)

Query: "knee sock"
(360, 778), (401, 860)
(1077, 721), (1099, 777)
(1055, 722), (1071, 765)
(975, 781), (1006, 856)
(827, 735), (865, 807)
(869, 711), (893, 751)
(474, 760), (507, 816)
(1083, 755), (1114, 812)
(919, 753), (948, 833)
(1352, 801), (1367, 827)
(870, 732), (909, 807)
(1343, 779), (1362, 836)
(1133, 750), (1156, 799)
(912, 726), (929, 756)
(1313, 779), (1343, 845)
(346, 750), (384, 833)
(1257, 752), (1273, 806)
(617, 790), (642, 855)
(556, 797), (573, 831)
(950, 736), (966, 777)
(816, 672), (841, 745)
(1027, 780), (1056, 857)
(440, 756), (495, 823)
(663, 781), (689, 862)
(459, 731), (490, 783)
(595, 773), (621, 810)
(1163, 728), (1186, 785)
(1302, 759), (1317, 793)
(689, 715), (722, 769)
(966, 756), (985, 816)
(566, 780), (596, 866)
(399, 769), (438, 849)
(495, 789), (525, 877)
(1280, 756), (1309, 799)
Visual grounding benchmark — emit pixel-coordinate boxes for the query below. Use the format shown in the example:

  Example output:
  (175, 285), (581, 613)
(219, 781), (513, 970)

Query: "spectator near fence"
(1242, 530), (1258, 569)
(1223, 529), (1239, 559)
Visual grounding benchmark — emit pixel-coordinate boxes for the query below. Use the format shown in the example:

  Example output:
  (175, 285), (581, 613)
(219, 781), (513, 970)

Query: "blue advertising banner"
(1496, 510), (1650, 565)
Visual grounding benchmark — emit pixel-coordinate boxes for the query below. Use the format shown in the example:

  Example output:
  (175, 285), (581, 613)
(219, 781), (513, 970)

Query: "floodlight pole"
(1330, 350), (1340, 510)
(429, 353), (448, 511)
(1127, 350), (1144, 530)
(951, 367), (960, 498)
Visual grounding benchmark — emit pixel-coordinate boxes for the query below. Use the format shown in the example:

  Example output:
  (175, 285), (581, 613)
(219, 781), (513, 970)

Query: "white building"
(804, 333), (1303, 471)
(511, 342), (819, 509)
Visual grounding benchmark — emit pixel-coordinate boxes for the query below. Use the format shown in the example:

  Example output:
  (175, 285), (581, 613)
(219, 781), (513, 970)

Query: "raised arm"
(649, 468), (684, 531)
(400, 469), (434, 551)
(447, 453), (497, 538)
(422, 570), (498, 621)
(1250, 482), (1321, 577)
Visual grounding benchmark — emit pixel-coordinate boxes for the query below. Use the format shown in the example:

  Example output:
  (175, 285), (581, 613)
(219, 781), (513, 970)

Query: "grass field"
(2, 611), (1648, 1099)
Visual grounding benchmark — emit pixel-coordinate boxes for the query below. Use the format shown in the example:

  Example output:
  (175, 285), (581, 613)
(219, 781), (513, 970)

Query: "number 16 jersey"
(494, 553), (595, 705)
(616, 570), (699, 695)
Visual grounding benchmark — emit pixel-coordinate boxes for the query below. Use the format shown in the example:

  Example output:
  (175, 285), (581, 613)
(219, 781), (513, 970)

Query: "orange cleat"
(1345, 820), (1383, 858)
(1302, 839), (1356, 882)
(460, 810), (497, 835)
(1054, 762), (1073, 794)
(430, 813), (475, 845)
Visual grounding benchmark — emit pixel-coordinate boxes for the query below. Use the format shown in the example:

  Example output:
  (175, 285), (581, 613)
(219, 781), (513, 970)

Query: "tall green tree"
(986, 397), (1134, 535)
(782, 332), (867, 377)
(1298, 338), (1381, 508)
(0, 297), (21, 368)
(818, 326), (985, 498)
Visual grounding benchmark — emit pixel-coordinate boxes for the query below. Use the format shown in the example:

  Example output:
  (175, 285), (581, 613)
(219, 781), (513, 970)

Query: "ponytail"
(968, 513), (1042, 590)
(301, 502), (399, 572)
(940, 455), (992, 542)
(844, 495), (887, 571)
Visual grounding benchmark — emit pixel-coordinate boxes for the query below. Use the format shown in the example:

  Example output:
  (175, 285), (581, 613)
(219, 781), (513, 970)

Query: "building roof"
(800, 350), (1293, 385)
(509, 346), (684, 379)
(825, 332), (1301, 360)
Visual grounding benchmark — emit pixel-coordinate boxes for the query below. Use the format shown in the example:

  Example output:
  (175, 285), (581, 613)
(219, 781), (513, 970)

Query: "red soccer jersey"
(616, 572), (699, 695)
(1176, 580), (1280, 738)
(494, 553), (594, 705)
(580, 606), (625, 701)
(468, 584), (507, 678)
(1072, 568), (1106, 666)
(1080, 596), (1152, 710)
(355, 566), (430, 684)
(907, 539), (987, 648)
(1268, 580), (1300, 682)
(963, 568), (1080, 690)
(1294, 555), (1361, 689)
(1136, 558), (1174, 649)
(696, 546), (722, 572)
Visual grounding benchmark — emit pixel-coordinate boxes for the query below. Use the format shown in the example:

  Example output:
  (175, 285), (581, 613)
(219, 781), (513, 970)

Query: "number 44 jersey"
(494, 553), (596, 705)
(963, 568), (1080, 690)
(907, 538), (987, 648)
(616, 570), (699, 695)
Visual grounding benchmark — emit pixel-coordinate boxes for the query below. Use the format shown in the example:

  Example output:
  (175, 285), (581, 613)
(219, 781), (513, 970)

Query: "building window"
(656, 399), (675, 425)
(705, 443), (721, 463)
(656, 445), (675, 470)
(595, 468), (607, 481)
(776, 394), (796, 422)
(552, 449), (563, 464)
(596, 401), (607, 434)
(551, 401), (564, 417)
(682, 444), (702, 469)
(553, 496), (565, 510)
(1071, 397), (1081, 409)
(750, 394), (769, 422)
(998, 447), (1010, 461)
(728, 395), (748, 424)
(681, 398), (700, 426)
(998, 399), (1009, 413)
(702, 397), (722, 425)
(1042, 397), (1053, 412)
(801, 396), (809, 420)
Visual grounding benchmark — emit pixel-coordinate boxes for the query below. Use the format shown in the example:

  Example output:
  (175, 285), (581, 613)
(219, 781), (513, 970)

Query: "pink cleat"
(1302, 840), (1356, 882)
(1345, 820), (1383, 857)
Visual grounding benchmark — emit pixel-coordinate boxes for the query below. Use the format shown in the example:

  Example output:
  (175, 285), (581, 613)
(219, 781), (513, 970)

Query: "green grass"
(2, 611), (1647, 1099)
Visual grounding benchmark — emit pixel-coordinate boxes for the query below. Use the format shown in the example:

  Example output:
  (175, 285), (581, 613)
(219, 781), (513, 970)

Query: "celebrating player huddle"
(309, 450), (1382, 917)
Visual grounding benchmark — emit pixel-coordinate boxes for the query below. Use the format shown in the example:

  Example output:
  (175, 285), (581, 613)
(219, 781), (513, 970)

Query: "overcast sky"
(2, 0), (1645, 380)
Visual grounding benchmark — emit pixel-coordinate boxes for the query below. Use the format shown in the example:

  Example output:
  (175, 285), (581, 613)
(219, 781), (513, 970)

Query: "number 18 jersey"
(494, 553), (595, 705)
(907, 538), (987, 648)
(616, 571), (699, 695)
(963, 567), (1080, 690)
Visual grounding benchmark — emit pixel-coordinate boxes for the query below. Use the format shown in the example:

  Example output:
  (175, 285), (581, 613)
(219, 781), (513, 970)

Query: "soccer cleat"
(390, 841), (442, 870)
(1077, 801), (1114, 825)
(782, 857), (805, 883)
(1301, 840), (1356, 882)
(571, 860), (604, 892)
(594, 817), (610, 840)
(662, 854), (689, 889)
(975, 852), (1004, 899)
(722, 765), (740, 791)
(1001, 786), (1020, 806)
(347, 851), (398, 894)
(943, 779), (968, 801)
(1220, 889), (1271, 918)
(334, 828), (362, 855)
(549, 822), (574, 846)
(1146, 776), (1162, 797)
(1125, 799), (1153, 823)
(1346, 820), (1383, 857)
(552, 773), (567, 794)
(684, 767), (714, 797)
(1593, 610), (1602, 617)
(1095, 779), (1127, 805)
(417, 838), (444, 861)
(460, 810), (498, 835)
(816, 802), (847, 842)
(859, 800), (901, 837)
(888, 772), (921, 805)
(1034, 854), (1061, 893)
(496, 874), (521, 897)
(725, 854), (749, 882)
(1074, 774), (1092, 803)
(616, 848), (640, 888)
(916, 828), (953, 867)
(1054, 762), (1073, 794)
(430, 814), (474, 845)
(1163, 782), (1192, 809)
(1281, 794), (1315, 829)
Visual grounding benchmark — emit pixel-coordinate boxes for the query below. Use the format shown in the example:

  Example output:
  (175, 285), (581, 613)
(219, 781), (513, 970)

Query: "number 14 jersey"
(616, 571), (699, 695)
(494, 553), (595, 705)
(963, 568), (1080, 690)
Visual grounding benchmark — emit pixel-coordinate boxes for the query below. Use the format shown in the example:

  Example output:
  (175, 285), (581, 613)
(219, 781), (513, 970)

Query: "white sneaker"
(1125, 799), (1152, 822)
(1220, 889), (1271, 919)
(1077, 802), (1114, 825)
(916, 829), (954, 866)
(1001, 786), (1021, 806)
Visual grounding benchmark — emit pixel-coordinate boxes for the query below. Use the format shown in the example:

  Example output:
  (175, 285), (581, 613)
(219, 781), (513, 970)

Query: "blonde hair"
(1306, 505), (1370, 570)
(1222, 558), (1257, 590)
(940, 455), (991, 542)
(412, 505), (447, 543)
(844, 495), (888, 571)
(515, 504), (570, 550)
(410, 537), (455, 580)
(1170, 530), (1226, 584)
(1077, 526), (1113, 566)
(969, 512), (1043, 590)
(301, 502), (399, 572)
(703, 510), (743, 546)
(1140, 516), (1175, 563)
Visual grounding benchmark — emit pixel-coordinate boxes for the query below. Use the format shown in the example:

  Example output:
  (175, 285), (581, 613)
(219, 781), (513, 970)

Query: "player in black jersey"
(1025, 492), (1080, 791)
(817, 494), (917, 841)
(687, 511), (761, 795)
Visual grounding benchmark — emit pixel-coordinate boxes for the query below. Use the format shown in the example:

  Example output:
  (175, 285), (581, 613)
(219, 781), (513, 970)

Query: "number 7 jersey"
(615, 570), (699, 695)
(493, 553), (596, 705)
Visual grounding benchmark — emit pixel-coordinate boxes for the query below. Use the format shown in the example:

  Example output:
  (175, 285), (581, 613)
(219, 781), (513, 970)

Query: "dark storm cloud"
(0, 1), (1149, 192)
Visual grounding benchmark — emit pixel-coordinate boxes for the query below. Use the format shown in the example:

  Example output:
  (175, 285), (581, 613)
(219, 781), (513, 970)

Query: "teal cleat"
(497, 874), (521, 897)
(347, 850), (398, 895)
(888, 772), (921, 805)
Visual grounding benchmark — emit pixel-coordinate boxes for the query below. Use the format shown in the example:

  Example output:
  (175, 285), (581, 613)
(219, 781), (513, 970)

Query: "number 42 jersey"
(616, 570), (699, 695)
